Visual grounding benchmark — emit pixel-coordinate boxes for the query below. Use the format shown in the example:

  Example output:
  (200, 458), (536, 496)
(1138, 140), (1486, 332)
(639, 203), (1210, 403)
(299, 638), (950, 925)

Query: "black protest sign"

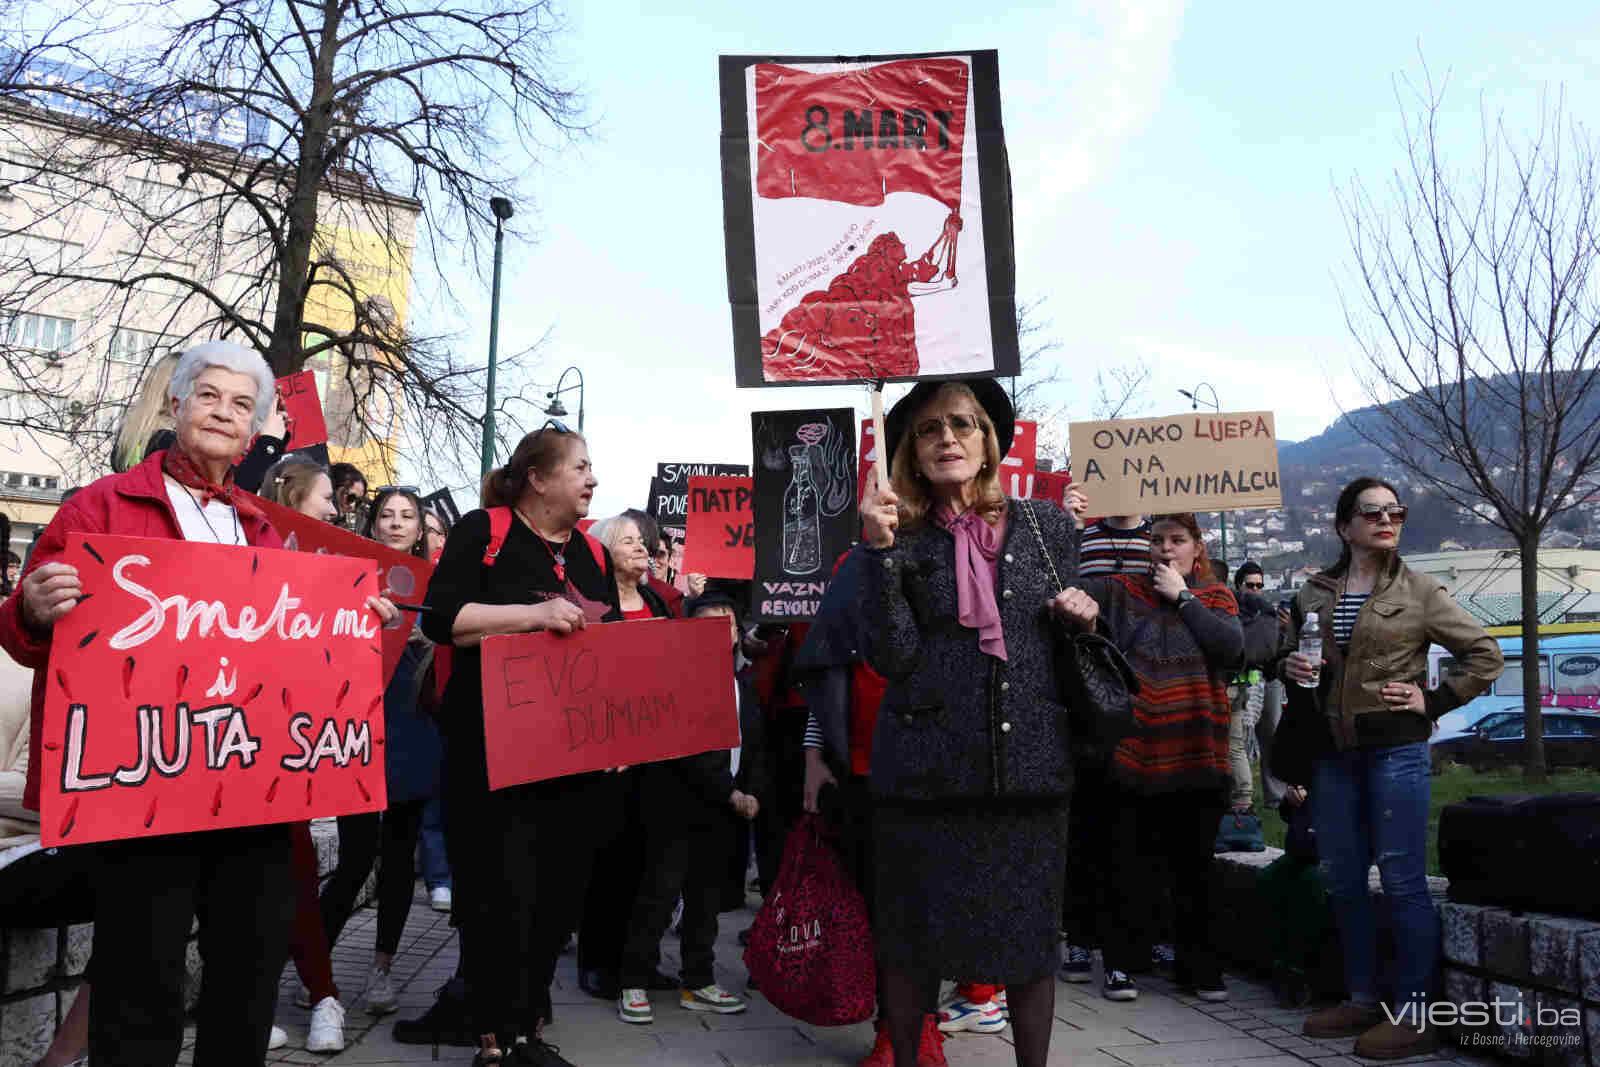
(719, 50), (1019, 387)
(646, 462), (749, 526)
(750, 408), (856, 621)
(420, 489), (461, 527)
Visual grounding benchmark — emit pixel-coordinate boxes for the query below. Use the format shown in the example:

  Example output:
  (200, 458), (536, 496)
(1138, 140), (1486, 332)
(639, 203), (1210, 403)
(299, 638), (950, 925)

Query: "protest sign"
(479, 617), (740, 789)
(1007, 467), (1073, 507)
(683, 476), (754, 580)
(274, 371), (329, 451)
(39, 535), (387, 846)
(751, 409), (857, 620)
(420, 488), (461, 527)
(1069, 411), (1281, 516)
(249, 493), (433, 685)
(646, 463), (750, 527)
(720, 51), (1018, 386)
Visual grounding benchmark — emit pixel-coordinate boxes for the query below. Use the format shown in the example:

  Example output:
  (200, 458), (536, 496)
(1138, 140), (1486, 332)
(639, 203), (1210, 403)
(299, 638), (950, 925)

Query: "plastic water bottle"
(1297, 612), (1323, 689)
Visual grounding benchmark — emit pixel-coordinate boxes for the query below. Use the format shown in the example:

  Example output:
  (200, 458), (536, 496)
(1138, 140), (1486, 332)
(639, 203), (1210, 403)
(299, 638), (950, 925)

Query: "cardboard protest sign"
(479, 617), (740, 789)
(751, 409), (857, 621)
(720, 51), (1018, 386)
(39, 535), (387, 846)
(646, 463), (750, 527)
(683, 476), (754, 580)
(857, 416), (1037, 500)
(1069, 411), (1281, 516)
(249, 493), (433, 685)
(274, 371), (329, 450)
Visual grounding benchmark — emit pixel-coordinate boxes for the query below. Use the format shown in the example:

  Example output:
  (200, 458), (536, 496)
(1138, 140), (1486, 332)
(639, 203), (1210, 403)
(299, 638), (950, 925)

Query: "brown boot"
(1354, 1020), (1437, 1060)
(1303, 1001), (1384, 1038)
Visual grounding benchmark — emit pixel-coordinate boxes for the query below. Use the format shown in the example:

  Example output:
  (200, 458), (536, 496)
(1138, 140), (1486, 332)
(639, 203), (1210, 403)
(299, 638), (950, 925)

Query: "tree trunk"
(1520, 536), (1547, 782)
(266, 3), (341, 377)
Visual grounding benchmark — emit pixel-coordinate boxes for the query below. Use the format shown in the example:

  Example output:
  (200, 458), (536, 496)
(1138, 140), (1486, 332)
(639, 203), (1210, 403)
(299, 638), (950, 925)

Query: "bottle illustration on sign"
(782, 444), (821, 575)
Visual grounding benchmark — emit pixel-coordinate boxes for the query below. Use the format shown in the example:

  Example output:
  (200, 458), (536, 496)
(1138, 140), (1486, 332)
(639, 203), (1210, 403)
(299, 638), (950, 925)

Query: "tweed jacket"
(864, 498), (1080, 801)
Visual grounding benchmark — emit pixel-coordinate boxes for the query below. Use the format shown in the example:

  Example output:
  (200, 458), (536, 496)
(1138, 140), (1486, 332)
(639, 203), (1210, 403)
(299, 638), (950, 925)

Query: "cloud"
(1015, 0), (1187, 216)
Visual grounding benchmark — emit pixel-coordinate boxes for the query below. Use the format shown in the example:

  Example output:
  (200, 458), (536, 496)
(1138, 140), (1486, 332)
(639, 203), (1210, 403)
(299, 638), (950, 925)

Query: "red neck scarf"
(161, 447), (261, 522)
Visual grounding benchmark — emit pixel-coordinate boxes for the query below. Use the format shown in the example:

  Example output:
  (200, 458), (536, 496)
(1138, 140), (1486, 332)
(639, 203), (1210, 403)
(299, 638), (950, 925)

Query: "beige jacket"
(0, 653), (38, 850)
(1287, 556), (1503, 750)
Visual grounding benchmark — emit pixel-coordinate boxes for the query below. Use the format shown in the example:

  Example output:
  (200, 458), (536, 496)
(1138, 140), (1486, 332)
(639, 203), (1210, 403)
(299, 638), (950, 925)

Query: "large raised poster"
(720, 51), (1018, 386)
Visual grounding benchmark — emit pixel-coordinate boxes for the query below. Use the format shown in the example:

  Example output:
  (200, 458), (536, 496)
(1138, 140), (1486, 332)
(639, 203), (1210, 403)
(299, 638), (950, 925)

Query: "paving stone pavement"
(176, 884), (1501, 1066)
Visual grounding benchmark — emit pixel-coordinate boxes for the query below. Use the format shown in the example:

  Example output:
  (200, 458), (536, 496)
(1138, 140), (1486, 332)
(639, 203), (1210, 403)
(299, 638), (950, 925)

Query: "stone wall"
(1210, 848), (1600, 1066)
(0, 819), (358, 1067)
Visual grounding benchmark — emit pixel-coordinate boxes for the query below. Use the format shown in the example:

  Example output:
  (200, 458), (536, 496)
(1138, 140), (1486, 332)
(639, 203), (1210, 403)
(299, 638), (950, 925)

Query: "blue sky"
(410, 1), (1600, 515)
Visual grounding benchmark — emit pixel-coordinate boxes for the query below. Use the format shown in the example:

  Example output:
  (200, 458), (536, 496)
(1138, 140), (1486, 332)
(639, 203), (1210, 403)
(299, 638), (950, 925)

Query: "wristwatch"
(1176, 589), (1196, 607)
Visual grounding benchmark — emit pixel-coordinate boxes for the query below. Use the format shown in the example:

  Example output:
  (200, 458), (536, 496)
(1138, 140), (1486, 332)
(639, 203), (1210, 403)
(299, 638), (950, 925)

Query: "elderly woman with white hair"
(0, 341), (397, 1067)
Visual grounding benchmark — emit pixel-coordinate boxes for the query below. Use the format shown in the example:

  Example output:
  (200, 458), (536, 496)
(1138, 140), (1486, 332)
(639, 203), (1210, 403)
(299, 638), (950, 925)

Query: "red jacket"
(647, 575), (685, 618)
(0, 451), (283, 810)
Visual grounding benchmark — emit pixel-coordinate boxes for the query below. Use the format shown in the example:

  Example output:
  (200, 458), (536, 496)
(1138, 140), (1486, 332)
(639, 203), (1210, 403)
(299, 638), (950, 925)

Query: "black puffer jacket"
(864, 498), (1080, 801)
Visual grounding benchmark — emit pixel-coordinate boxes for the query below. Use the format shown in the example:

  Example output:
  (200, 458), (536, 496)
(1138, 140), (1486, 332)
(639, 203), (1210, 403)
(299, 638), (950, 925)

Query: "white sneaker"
(618, 987), (652, 1024)
(680, 984), (747, 1014)
(430, 886), (452, 912)
(306, 996), (346, 1053)
(268, 1024), (289, 1050)
(364, 965), (398, 1015)
(936, 995), (1005, 1034)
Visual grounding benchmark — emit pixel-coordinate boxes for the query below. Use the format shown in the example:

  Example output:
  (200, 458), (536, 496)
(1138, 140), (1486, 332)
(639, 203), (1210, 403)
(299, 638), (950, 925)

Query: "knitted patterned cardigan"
(1086, 574), (1242, 794)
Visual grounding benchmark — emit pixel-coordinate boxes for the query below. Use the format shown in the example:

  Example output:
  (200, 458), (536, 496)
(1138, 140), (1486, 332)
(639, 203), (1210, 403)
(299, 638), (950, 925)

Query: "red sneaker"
(856, 1025), (894, 1067)
(917, 1014), (948, 1067)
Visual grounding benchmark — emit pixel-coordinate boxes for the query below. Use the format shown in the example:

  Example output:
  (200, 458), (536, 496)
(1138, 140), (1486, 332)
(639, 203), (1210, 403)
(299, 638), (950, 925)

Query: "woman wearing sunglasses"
(1283, 477), (1501, 1060)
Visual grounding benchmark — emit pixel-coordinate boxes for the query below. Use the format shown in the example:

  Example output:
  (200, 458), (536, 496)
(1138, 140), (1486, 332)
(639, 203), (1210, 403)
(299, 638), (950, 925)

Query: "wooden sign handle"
(870, 381), (888, 494)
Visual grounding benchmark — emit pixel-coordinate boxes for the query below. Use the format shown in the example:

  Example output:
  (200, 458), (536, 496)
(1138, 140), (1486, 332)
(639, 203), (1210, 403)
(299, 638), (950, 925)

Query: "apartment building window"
(5, 312), (75, 355)
(107, 327), (164, 364)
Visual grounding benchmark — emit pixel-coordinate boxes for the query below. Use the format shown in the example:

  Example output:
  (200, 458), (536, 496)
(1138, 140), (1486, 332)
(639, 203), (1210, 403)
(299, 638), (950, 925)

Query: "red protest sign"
(275, 371), (329, 450)
(480, 618), (740, 790)
(1006, 467), (1073, 507)
(39, 535), (387, 846)
(683, 476), (754, 580)
(249, 492), (432, 685)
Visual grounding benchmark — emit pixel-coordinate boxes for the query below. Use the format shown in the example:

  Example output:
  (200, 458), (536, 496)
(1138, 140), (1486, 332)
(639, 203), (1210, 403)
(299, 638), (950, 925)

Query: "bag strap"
(1021, 500), (1064, 593)
(482, 506), (514, 566)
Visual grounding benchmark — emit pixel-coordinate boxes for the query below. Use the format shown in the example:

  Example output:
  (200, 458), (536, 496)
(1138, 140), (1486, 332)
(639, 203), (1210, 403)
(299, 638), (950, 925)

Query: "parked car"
(1430, 711), (1600, 773)
(1431, 708), (1524, 746)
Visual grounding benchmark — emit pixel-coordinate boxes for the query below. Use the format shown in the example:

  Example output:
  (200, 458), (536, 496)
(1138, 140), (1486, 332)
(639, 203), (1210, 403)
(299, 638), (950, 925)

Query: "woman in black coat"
(858, 378), (1097, 1067)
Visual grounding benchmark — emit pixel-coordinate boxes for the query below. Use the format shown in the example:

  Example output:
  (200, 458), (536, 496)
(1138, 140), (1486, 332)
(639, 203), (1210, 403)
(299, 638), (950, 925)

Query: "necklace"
(514, 506), (572, 582)
(181, 483), (242, 545)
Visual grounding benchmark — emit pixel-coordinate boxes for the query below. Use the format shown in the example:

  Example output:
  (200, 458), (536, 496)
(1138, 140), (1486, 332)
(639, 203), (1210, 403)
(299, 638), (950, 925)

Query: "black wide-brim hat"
(882, 377), (1016, 471)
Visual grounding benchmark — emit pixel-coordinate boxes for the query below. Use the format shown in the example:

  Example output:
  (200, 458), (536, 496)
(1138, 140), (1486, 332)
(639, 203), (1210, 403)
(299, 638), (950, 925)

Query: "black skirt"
(871, 798), (1069, 982)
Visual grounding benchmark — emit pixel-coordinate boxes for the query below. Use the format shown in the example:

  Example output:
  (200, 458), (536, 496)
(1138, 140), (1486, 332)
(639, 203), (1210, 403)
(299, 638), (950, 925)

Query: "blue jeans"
(419, 793), (451, 891)
(1311, 742), (1437, 1007)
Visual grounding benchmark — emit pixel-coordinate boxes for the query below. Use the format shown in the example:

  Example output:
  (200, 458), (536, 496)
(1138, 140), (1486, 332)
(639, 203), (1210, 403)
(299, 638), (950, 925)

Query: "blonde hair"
(889, 383), (1006, 528)
(261, 455), (329, 512)
(112, 352), (180, 472)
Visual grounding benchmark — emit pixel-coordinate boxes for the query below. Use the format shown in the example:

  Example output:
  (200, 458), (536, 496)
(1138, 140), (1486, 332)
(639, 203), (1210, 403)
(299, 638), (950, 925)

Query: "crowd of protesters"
(0, 346), (1506, 1067)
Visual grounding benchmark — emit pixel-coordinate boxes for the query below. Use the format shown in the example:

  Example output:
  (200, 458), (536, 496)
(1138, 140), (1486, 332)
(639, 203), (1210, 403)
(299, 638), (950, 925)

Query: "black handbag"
(1020, 501), (1139, 765)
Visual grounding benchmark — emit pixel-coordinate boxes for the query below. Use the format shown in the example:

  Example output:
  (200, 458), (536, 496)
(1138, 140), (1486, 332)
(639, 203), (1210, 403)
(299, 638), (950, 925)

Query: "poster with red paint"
(274, 372), (329, 450)
(857, 417), (1037, 500)
(479, 618), (740, 790)
(683, 476), (754, 580)
(39, 535), (387, 846)
(248, 493), (433, 686)
(720, 51), (1018, 386)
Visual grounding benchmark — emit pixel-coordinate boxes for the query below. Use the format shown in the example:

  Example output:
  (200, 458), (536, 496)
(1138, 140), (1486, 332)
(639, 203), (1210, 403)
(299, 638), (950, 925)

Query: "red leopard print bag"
(743, 814), (876, 1025)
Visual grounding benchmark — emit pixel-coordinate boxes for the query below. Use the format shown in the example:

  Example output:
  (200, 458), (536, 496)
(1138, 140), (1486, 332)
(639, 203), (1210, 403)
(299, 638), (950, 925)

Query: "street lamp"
(480, 195), (514, 477)
(544, 366), (585, 432)
(1179, 382), (1228, 567)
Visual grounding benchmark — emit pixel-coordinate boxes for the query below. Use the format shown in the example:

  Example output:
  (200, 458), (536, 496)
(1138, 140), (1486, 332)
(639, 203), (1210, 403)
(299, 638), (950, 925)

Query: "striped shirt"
(1332, 592), (1369, 648)
(1078, 519), (1153, 577)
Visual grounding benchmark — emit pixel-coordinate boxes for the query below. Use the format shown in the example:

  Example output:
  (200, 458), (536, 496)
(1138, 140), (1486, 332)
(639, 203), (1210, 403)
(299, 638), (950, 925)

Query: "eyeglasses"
(372, 485), (420, 498)
(1242, 580), (1264, 591)
(913, 412), (986, 442)
(1357, 503), (1408, 524)
(540, 418), (573, 436)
